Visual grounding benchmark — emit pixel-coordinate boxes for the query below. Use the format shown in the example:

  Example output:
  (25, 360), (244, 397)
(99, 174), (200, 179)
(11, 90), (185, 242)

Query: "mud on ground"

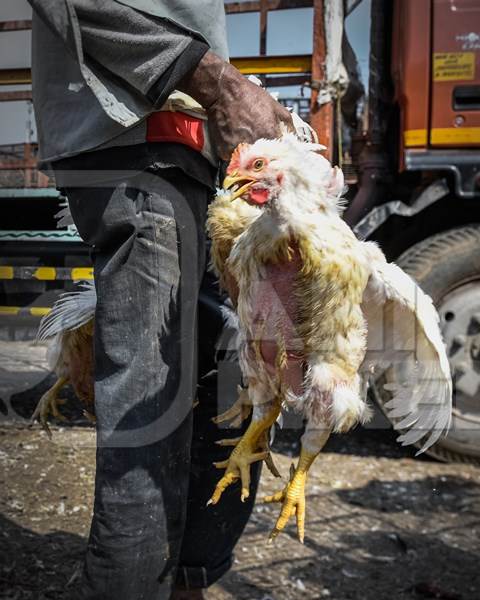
(0, 340), (479, 600)
(0, 422), (479, 600)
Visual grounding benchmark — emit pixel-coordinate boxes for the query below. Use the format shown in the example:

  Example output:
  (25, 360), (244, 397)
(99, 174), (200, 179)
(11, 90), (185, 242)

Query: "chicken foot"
(211, 385), (252, 428)
(215, 428), (281, 479)
(263, 426), (331, 543)
(31, 376), (69, 438)
(209, 399), (281, 505)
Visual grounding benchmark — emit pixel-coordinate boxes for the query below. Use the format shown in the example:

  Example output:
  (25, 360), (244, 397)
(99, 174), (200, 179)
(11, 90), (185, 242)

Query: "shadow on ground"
(336, 474), (480, 515)
(2, 473), (479, 600)
(271, 401), (420, 461)
(4, 373), (92, 428)
(215, 472), (480, 600)
(1, 435), (479, 600)
(0, 514), (86, 600)
(218, 527), (478, 600)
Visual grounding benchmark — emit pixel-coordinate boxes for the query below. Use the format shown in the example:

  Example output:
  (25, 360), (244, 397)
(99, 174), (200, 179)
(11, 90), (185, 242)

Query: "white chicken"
(206, 134), (452, 542)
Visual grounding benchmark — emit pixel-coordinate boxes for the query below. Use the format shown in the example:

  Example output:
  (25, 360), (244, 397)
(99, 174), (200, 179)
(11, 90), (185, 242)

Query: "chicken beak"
(223, 172), (255, 201)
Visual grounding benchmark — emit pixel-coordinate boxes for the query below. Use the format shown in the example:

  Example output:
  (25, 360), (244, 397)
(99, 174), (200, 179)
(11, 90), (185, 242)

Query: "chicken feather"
(33, 282), (96, 432)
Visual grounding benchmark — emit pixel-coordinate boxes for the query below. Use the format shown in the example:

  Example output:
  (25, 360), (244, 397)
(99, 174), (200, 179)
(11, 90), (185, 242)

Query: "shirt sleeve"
(73, 0), (209, 105)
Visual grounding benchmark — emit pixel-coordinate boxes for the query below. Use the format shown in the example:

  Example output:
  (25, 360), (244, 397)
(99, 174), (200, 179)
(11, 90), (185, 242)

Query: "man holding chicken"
(28, 0), (292, 598)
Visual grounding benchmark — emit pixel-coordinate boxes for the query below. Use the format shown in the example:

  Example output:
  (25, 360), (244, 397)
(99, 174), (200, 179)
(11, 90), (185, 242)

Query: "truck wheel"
(374, 225), (480, 465)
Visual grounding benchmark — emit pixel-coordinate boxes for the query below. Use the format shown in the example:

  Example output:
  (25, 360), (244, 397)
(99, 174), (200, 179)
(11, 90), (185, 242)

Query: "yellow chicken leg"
(264, 427), (330, 543)
(215, 429), (281, 479)
(31, 376), (69, 438)
(209, 400), (281, 505)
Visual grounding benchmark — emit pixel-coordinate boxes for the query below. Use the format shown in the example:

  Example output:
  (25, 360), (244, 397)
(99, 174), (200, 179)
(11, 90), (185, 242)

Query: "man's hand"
(178, 51), (293, 161)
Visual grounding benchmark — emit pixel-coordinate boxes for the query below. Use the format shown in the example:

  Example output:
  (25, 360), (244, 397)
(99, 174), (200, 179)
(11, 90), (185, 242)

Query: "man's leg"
(175, 270), (262, 591)
(67, 168), (209, 599)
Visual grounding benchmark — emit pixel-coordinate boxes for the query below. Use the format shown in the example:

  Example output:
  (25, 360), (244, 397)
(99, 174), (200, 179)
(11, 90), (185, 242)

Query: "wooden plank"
(0, 20), (32, 32)
(231, 54), (311, 74)
(0, 91), (32, 102)
(225, 1), (312, 13)
(0, 69), (32, 85)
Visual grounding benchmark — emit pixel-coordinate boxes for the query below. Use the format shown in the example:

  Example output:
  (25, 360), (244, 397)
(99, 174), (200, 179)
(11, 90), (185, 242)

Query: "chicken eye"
(253, 159), (264, 171)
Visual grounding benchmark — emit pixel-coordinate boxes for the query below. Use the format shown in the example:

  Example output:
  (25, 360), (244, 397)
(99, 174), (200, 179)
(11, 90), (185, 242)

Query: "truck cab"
(348, 0), (480, 464)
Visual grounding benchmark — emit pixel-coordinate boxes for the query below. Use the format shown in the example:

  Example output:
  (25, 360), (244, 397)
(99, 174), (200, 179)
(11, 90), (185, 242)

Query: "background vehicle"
(345, 0), (480, 465)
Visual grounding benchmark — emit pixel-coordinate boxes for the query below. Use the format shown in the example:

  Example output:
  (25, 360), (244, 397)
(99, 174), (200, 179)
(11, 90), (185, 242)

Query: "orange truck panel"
(392, 0), (431, 153)
(393, 0), (480, 158)
(431, 0), (480, 147)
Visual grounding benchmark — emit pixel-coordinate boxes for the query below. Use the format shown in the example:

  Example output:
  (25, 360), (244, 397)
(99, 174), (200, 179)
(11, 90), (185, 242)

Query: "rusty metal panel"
(0, 143), (49, 189)
(0, 20), (32, 32)
(392, 0), (431, 153)
(430, 0), (480, 147)
(310, 0), (333, 159)
(0, 91), (32, 102)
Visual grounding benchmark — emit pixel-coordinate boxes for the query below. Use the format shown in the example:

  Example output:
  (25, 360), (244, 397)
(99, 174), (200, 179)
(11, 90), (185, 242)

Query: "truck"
(0, 0), (479, 463)
(343, 0), (480, 465)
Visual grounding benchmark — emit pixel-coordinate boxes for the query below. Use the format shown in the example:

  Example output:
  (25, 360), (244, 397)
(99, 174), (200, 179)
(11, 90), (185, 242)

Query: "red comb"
(227, 143), (249, 174)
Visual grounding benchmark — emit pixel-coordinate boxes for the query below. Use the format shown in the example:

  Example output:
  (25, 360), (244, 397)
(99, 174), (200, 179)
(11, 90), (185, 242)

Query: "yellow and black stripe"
(404, 127), (480, 147)
(0, 306), (51, 317)
(0, 266), (93, 281)
(0, 266), (93, 317)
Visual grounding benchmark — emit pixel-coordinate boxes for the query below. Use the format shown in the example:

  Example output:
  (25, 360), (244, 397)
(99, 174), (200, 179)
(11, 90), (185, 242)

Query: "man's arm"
(76, 2), (293, 159)
(74, 1), (210, 107)
(177, 51), (293, 161)
(30, 0), (292, 160)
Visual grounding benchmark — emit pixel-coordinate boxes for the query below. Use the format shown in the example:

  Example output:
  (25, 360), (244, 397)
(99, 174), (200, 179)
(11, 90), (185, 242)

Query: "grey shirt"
(28, 0), (228, 167)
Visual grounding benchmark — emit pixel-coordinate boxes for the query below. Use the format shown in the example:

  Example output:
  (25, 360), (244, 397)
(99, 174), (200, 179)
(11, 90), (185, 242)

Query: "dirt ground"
(1, 340), (480, 600)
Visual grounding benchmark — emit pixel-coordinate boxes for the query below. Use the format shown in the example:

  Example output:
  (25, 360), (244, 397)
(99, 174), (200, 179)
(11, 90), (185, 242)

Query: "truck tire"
(373, 225), (480, 465)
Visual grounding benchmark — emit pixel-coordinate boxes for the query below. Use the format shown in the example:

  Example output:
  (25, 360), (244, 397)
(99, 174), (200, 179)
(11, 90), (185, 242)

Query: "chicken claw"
(215, 432), (281, 479)
(259, 430), (282, 478)
(209, 402), (281, 505)
(263, 464), (305, 543)
(31, 376), (69, 438)
(211, 385), (252, 428)
(264, 449), (318, 544)
(210, 438), (269, 504)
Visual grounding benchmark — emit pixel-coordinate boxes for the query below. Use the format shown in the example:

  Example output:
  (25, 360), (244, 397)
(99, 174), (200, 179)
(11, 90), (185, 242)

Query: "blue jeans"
(66, 163), (260, 599)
